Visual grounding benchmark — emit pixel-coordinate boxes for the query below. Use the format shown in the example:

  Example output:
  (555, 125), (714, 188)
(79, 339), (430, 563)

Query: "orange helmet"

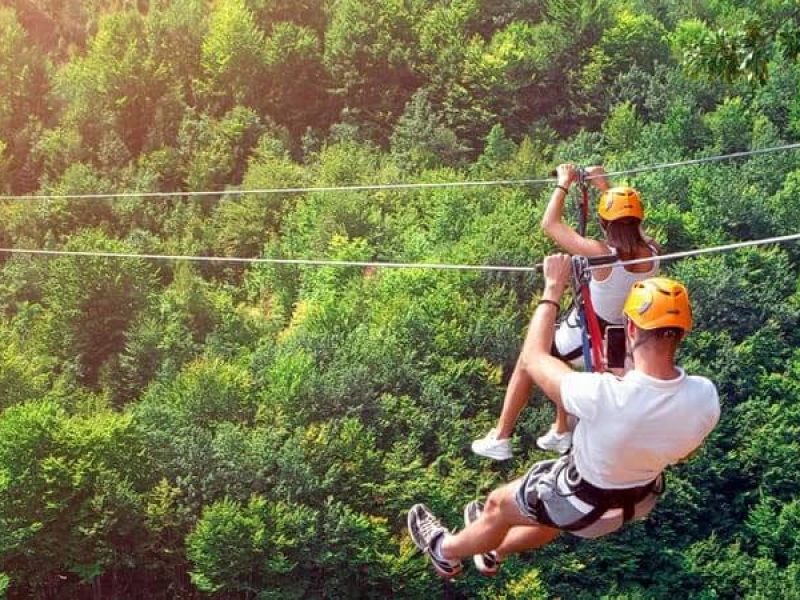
(623, 277), (693, 332)
(598, 186), (644, 221)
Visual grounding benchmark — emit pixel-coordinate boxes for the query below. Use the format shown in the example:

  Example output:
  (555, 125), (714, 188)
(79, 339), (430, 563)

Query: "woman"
(472, 163), (660, 460)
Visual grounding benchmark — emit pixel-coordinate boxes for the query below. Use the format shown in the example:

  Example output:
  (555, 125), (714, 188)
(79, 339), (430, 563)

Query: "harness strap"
(575, 299), (593, 370)
(561, 476), (662, 532)
(576, 168), (589, 237)
(567, 169), (599, 371)
(560, 506), (608, 532)
(580, 285), (605, 372)
(571, 254), (606, 372)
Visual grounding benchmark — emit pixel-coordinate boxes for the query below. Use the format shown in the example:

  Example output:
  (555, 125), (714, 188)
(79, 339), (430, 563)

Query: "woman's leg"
(548, 316), (582, 434)
(493, 315), (578, 441)
(552, 401), (570, 433)
(495, 356), (535, 440)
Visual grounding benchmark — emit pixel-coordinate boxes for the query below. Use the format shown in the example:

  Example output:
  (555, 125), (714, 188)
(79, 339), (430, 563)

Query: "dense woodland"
(1, 0), (800, 598)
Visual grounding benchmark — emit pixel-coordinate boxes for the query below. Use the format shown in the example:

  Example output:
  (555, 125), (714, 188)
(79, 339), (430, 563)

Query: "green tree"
(390, 89), (464, 171)
(211, 132), (304, 259)
(0, 401), (153, 596)
(197, 0), (267, 116)
(0, 321), (50, 410)
(187, 496), (400, 598)
(179, 105), (266, 191)
(703, 96), (753, 154)
(581, 9), (671, 117)
(0, 7), (50, 193)
(323, 0), (422, 141)
(53, 11), (174, 165)
(4, 231), (158, 389)
(678, 3), (800, 84)
(262, 22), (335, 135)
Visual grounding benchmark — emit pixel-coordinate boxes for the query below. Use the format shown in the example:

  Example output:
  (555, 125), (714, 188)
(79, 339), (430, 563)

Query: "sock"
(430, 532), (449, 563)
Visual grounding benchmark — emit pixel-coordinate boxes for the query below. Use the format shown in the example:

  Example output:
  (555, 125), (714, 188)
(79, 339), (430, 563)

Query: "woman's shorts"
(552, 308), (612, 365)
(513, 455), (660, 539)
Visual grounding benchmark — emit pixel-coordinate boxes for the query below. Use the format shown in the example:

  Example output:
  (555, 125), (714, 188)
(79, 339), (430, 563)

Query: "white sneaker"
(471, 428), (513, 461)
(536, 427), (572, 453)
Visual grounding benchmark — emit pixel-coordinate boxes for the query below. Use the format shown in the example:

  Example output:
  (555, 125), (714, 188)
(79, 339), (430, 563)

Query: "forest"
(1, 0), (800, 598)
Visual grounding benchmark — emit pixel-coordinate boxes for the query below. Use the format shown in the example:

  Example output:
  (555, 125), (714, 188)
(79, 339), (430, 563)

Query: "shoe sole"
(471, 442), (513, 461)
(429, 556), (462, 579)
(463, 502), (499, 577)
(536, 438), (572, 454)
(407, 504), (426, 551)
(536, 444), (571, 453)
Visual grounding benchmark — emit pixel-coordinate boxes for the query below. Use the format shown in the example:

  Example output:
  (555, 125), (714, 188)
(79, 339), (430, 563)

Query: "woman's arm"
(584, 165), (610, 192)
(541, 163), (608, 257)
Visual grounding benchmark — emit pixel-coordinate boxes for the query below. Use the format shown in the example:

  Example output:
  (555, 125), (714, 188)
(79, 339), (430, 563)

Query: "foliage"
(677, 3), (800, 83)
(2, 1), (800, 598)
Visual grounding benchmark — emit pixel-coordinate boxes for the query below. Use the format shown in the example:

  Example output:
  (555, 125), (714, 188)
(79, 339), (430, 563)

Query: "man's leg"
(495, 524), (561, 560)
(439, 479), (556, 561)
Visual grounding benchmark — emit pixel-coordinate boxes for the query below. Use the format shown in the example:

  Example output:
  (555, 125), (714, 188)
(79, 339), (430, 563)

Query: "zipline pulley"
(570, 167), (603, 372)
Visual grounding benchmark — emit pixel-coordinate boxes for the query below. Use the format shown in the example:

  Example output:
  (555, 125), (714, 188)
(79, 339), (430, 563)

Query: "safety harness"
(531, 455), (663, 533)
(571, 255), (604, 372)
(561, 460), (662, 532)
(569, 169), (617, 372)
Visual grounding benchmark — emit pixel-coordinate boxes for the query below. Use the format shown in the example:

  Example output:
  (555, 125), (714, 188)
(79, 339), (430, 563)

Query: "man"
(407, 254), (720, 578)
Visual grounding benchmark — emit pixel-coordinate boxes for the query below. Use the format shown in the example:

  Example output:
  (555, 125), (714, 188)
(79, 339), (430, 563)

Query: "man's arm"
(519, 254), (575, 407)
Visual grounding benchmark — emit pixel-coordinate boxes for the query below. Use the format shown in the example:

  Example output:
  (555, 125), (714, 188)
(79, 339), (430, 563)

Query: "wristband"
(555, 185), (569, 194)
(538, 299), (560, 310)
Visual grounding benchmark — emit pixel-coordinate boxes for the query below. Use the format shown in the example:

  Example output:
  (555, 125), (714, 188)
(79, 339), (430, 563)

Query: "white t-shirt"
(560, 368), (720, 489)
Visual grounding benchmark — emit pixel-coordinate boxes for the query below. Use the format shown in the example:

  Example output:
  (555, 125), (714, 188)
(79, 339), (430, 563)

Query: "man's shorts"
(513, 455), (660, 539)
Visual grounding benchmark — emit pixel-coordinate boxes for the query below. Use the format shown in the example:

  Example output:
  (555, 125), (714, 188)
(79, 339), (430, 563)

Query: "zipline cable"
(0, 248), (541, 272)
(1, 143), (799, 201)
(0, 176), (556, 201)
(589, 232), (800, 271)
(593, 142), (800, 180)
(2, 232), (800, 272)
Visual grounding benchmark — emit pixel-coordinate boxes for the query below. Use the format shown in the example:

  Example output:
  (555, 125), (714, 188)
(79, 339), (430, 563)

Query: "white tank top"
(589, 245), (659, 324)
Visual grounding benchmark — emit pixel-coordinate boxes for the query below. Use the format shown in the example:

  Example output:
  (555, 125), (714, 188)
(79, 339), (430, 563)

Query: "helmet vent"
(637, 296), (653, 315)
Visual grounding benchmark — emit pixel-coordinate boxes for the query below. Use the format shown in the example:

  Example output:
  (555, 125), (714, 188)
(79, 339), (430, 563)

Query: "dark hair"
(600, 217), (660, 259)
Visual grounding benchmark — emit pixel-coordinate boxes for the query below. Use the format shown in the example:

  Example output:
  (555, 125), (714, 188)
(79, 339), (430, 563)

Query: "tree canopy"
(2, 0), (800, 598)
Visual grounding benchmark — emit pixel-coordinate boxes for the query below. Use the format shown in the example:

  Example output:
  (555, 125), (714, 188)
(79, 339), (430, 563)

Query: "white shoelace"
(418, 513), (445, 546)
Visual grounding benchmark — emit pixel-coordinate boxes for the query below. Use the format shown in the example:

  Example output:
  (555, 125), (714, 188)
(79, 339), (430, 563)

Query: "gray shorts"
(514, 455), (660, 539)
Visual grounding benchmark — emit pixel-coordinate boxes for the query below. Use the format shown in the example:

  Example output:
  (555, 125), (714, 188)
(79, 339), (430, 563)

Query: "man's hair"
(636, 326), (683, 352)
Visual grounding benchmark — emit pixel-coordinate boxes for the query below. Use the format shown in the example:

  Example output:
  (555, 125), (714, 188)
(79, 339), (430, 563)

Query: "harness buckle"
(571, 255), (591, 289)
(576, 167), (588, 188)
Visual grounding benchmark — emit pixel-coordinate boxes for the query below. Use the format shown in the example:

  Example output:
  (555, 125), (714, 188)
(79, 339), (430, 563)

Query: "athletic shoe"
(407, 504), (462, 579)
(463, 500), (500, 576)
(536, 426), (572, 453)
(471, 428), (513, 460)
